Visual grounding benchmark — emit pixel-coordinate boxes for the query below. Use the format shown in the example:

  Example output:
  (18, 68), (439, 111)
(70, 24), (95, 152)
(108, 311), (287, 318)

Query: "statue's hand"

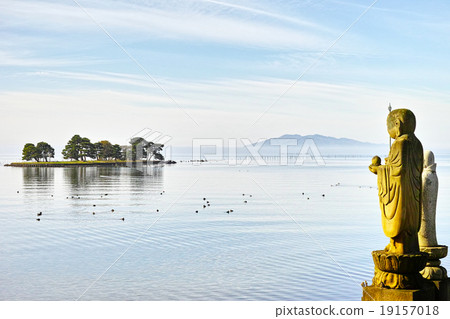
(369, 165), (378, 174)
(369, 156), (381, 174)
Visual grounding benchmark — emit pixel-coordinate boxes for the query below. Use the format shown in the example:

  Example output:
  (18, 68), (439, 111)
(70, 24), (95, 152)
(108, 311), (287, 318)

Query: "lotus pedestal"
(362, 250), (435, 301)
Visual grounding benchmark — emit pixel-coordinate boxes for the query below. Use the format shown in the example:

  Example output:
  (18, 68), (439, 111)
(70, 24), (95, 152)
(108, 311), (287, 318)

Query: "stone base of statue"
(419, 245), (449, 300)
(420, 245), (447, 280)
(361, 250), (435, 301)
(362, 282), (436, 301)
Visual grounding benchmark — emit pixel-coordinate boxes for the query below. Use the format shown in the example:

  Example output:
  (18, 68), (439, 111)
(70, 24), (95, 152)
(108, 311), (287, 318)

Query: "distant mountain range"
(168, 134), (390, 159)
(251, 134), (388, 156)
(267, 134), (383, 147)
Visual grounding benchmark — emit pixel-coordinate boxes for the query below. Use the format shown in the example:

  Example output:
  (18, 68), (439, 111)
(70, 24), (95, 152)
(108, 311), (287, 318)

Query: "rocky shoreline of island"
(4, 160), (176, 167)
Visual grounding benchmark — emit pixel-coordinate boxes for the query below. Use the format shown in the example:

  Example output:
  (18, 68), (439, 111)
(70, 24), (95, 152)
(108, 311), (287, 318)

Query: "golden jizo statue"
(369, 109), (424, 255)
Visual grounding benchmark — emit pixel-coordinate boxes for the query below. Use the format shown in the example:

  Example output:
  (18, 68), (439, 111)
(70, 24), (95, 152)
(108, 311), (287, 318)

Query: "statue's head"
(424, 150), (435, 168)
(387, 108), (416, 139)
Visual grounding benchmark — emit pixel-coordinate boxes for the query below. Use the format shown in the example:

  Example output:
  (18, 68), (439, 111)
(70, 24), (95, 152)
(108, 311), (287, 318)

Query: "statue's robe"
(378, 134), (423, 241)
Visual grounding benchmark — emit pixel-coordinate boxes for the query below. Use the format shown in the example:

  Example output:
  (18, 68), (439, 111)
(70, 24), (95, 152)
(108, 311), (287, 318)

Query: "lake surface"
(1, 157), (450, 300)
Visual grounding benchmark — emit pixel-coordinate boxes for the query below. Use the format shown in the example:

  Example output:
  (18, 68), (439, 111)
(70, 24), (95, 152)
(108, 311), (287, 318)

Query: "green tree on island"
(93, 142), (103, 160)
(129, 137), (164, 161)
(22, 143), (40, 162)
(63, 135), (124, 161)
(99, 140), (114, 160)
(80, 137), (95, 161)
(62, 135), (94, 161)
(112, 144), (124, 160)
(62, 135), (82, 161)
(93, 140), (124, 160)
(151, 145), (164, 161)
(36, 142), (55, 162)
(22, 142), (55, 162)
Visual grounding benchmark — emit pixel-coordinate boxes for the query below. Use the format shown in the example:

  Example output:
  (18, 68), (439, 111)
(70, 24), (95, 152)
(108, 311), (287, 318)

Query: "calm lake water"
(1, 157), (450, 300)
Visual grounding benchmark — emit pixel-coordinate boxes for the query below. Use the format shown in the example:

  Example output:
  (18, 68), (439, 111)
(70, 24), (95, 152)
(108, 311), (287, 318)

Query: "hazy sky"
(1, 0), (450, 154)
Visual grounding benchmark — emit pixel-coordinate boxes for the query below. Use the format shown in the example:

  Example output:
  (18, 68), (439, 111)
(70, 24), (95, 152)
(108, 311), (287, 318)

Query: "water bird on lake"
(203, 205), (206, 208)
(93, 204), (96, 207)
(226, 210), (230, 214)
(230, 209), (234, 212)
(121, 218), (125, 221)
(36, 218), (40, 221)
(307, 197), (310, 200)
(302, 192), (305, 195)
(37, 212), (42, 216)
(156, 209), (159, 212)
(195, 210), (198, 213)
(105, 194), (108, 196)
(17, 191), (19, 193)
(244, 200), (247, 203)
(203, 198), (206, 201)
(322, 194), (325, 197)
(111, 209), (115, 212)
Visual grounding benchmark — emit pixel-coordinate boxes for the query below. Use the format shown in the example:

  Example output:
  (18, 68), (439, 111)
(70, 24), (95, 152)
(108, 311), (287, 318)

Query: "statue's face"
(387, 116), (398, 139)
(388, 126), (397, 139)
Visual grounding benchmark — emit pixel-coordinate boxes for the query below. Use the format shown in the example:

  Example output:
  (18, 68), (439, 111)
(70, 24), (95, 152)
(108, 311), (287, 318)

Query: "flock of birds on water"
(14, 182), (372, 223)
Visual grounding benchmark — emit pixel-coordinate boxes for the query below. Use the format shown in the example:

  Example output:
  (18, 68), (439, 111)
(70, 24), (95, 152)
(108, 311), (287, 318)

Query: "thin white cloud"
(1, 72), (448, 150)
(0, 0), (332, 49)
(199, 0), (332, 31)
(20, 70), (373, 111)
(0, 50), (108, 67)
(328, 0), (427, 17)
(21, 69), (450, 111)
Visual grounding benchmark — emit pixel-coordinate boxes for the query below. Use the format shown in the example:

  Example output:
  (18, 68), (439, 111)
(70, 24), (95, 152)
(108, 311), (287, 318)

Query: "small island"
(5, 134), (176, 167)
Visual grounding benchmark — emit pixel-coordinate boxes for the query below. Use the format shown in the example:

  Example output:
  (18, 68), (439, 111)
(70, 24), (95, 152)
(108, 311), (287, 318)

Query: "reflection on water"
(22, 166), (165, 190)
(22, 167), (55, 189)
(63, 167), (96, 188)
(1, 160), (450, 301)
(23, 166), (55, 182)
